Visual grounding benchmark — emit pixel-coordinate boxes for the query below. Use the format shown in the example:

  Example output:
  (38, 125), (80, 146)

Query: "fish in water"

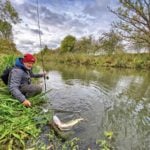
(53, 115), (84, 131)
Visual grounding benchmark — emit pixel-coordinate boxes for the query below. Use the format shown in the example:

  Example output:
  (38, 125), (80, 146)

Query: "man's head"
(23, 54), (36, 70)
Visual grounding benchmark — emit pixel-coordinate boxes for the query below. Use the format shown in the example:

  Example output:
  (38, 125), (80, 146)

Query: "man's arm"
(30, 70), (46, 78)
(8, 68), (26, 103)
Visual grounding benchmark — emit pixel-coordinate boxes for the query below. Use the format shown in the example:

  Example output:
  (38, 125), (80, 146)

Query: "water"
(44, 64), (150, 150)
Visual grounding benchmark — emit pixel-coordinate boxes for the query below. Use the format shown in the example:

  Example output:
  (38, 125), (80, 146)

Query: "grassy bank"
(0, 88), (51, 149)
(37, 52), (150, 70)
(0, 55), (53, 149)
(0, 54), (82, 149)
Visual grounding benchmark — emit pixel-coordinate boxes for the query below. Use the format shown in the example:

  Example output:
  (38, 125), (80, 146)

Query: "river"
(43, 64), (150, 150)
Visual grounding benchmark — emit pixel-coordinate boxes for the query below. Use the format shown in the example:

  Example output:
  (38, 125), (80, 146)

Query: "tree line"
(59, 31), (124, 55)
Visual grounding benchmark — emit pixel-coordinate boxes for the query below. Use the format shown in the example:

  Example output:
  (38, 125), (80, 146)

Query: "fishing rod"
(36, 0), (47, 92)
(51, 108), (81, 113)
(36, 0), (53, 113)
(41, 106), (81, 114)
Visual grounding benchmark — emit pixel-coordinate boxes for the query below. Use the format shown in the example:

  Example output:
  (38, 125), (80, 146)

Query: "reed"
(39, 52), (150, 70)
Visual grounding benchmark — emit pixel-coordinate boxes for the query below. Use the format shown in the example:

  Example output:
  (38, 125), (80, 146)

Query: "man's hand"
(43, 71), (47, 77)
(22, 99), (31, 107)
(43, 71), (49, 79)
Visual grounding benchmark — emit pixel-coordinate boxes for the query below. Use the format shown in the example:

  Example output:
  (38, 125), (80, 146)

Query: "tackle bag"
(0, 66), (14, 85)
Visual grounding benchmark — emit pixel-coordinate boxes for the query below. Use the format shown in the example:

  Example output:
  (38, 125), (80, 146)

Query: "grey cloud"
(21, 3), (37, 20)
(16, 41), (37, 53)
(30, 38), (59, 49)
(48, 43), (58, 48)
(20, 40), (33, 45)
(40, 6), (68, 26)
(76, 30), (84, 35)
(30, 28), (43, 35)
(18, 43), (41, 53)
(72, 27), (85, 35)
(25, 24), (28, 27)
(17, 45), (31, 53)
(22, 3), (70, 26)
(17, 45), (28, 50)
(42, 26), (49, 32)
(13, 30), (22, 35)
(47, 40), (60, 48)
(83, 0), (110, 17)
(18, 2), (92, 32)
(68, 19), (87, 28)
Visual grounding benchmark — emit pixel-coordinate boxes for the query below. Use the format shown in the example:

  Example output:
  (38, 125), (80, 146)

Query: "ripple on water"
(45, 69), (150, 149)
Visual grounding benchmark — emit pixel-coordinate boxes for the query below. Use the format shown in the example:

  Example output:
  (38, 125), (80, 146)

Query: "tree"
(0, 0), (20, 39)
(110, 0), (150, 52)
(99, 30), (123, 55)
(74, 36), (94, 53)
(0, 20), (12, 39)
(60, 35), (76, 53)
(0, 38), (18, 54)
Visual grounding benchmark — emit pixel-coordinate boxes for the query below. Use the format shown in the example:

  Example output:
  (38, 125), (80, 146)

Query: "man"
(8, 53), (45, 107)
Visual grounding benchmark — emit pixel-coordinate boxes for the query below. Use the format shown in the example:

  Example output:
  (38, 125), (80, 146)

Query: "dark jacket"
(8, 58), (43, 102)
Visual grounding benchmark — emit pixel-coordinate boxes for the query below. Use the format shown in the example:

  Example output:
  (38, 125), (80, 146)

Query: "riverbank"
(36, 52), (150, 70)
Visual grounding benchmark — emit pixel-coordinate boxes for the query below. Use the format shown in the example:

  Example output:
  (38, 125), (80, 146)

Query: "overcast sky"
(10, 0), (119, 54)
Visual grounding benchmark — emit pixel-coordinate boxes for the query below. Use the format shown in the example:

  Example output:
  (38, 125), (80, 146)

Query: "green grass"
(0, 87), (52, 149)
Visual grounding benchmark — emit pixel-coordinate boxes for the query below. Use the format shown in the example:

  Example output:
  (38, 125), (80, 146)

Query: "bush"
(0, 38), (20, 54)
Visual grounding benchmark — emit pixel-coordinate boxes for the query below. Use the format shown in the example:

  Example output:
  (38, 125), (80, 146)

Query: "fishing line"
(36, 0), (47, 93)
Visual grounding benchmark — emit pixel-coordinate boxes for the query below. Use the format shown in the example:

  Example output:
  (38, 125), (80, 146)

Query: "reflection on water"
(45, 64), (150, 150)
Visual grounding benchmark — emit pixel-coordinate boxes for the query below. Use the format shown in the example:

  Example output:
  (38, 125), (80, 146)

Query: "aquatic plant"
(96, 131), (114, 150)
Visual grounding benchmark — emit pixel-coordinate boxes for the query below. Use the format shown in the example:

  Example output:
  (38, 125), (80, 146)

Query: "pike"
(53, 115), (84, 131)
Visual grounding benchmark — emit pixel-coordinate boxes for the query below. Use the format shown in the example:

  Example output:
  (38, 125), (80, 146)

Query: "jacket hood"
(15, 58), (26, 70)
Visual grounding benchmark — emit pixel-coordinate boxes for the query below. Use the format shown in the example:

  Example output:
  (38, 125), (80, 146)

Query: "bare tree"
(99, 29), (123, 55)
(110, 0), (150, 52)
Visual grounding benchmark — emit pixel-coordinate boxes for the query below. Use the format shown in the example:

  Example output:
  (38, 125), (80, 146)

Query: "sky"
(10, 0), (119, 54)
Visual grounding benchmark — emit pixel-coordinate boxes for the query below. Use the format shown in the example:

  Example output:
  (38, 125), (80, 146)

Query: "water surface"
(44, 64), (150, 150)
